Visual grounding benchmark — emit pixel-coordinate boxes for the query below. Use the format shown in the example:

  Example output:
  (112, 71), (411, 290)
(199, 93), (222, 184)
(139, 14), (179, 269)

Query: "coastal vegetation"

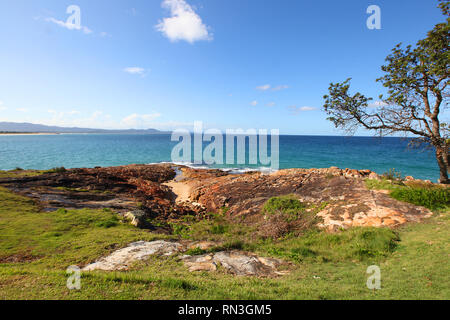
(366, 178), (450, 211)
(0, 168), (448, 299)
(323, 0), (450, 183)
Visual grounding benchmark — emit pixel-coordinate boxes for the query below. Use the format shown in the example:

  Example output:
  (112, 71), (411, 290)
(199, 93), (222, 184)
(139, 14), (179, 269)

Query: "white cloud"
(16, 108), (29, 113)
(123, 67), (147, 76)
(155, 0), (212, 43)
(4, 108), (194, 131)
(121, 113), (162, 128)
(44, 110), (162, 129)
(289, 106), (316, 114)
(266, 102), (276, 107)
(250, 101), (258, 106)
(367, 101), (388, 108)
(41, 110), (116, 128)
(299, 106), (316, 111)
(272, 85), (289, 91)
(45, 17), (92, 34)
(0, 101), (5, 111)
(256, 84), (271, 91)
(256, 84), (289, 91)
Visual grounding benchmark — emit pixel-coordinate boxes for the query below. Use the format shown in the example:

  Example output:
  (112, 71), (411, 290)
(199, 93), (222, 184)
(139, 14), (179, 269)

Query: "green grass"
(0, 169), (48, 179)
(258, 227), (400, 263)
(390, 188), (449, 211)
(365, 178), (450, 210)
(0, 167), (67, 179)
(0, 186), (449, 299)
(262, 195), (306, 216)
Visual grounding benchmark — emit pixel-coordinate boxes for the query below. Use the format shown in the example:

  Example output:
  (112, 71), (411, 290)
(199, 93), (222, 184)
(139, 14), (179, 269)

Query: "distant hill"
(0, 122), (169, 134)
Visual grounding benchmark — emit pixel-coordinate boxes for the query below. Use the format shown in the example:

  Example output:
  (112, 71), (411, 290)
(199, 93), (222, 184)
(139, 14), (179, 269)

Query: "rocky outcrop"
(82, 240), (289, 276)
(181, 251), (289, 276)
(83, 241), (184, 271)
(0, 164), (435, 231)
(185, 167), (433, 230)
(0, 164), (198, 221)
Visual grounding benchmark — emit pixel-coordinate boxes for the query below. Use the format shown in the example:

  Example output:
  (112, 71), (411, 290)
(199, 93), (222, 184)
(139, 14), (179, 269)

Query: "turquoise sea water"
(0, 134), (438, 181)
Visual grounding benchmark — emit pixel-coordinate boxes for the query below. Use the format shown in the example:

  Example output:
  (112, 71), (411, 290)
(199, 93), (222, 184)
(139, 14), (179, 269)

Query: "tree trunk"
(436, 146), (449, 184)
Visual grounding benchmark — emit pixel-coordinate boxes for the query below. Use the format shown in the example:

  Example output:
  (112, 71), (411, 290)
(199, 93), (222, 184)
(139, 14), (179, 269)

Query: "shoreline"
(0, 162), (434, 183)
(0, 132), (60, 136)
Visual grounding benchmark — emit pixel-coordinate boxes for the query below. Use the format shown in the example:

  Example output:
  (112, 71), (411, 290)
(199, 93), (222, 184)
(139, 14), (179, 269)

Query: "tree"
(323, 1), (450, 183)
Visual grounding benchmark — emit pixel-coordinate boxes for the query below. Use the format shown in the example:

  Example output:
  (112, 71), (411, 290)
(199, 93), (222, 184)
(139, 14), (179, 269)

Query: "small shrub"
(210, 224), (228, 235)
(390, 187), (450, 210)
(382, 168), (404, 182)
(259, 196), (320, 239)
(14, 167), (24, 171)
(218, 240), (244, 251)
(365, 178), (397, 191)
(262, 195), (306, 217)
(185, 247), (207, 256)
(366, 178), (450, 210)
(170, 223), (191, 238)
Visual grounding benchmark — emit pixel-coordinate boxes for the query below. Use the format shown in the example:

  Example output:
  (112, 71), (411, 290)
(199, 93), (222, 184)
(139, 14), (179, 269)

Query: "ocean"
(0, 134), (438, 181)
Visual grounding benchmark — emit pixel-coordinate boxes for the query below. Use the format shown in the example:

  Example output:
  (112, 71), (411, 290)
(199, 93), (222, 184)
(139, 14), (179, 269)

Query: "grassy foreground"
(0, 184), (449, 300)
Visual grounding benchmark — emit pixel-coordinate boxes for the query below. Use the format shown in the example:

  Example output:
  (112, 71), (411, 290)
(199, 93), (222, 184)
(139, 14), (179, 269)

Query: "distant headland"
(0, 122), (169, 134)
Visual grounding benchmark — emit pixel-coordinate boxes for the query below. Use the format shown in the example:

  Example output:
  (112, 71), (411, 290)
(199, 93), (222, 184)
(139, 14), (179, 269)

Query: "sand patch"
(163, 180), (192, 204)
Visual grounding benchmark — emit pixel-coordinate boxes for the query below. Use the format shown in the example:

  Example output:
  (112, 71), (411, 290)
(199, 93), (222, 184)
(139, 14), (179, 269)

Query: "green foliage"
(382, 168), (404, 182)
(262, 195), (306, 217)
(366, 178), (450, 210)
(323, 0), (450, 182)
(261, 227), (400, 263)
(390, 187), (450, 210)
(259, 196), (324, 239)
(214, 240), (245, 251)
(170, 223), (192, 239)
(0, 169), (48, 179)
(95, 216), (120, 228)
(184, 247), (207, 256)
(210, 224), (228, 235)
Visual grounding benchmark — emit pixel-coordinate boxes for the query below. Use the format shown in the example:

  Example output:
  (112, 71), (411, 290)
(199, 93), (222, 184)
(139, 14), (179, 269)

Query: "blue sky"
(0, 0), (445, 135)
